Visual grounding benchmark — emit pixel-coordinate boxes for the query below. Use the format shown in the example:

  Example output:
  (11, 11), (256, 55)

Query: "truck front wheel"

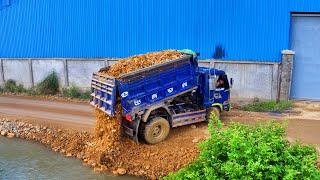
(143, 117), (170, 144)
(207, 107), (221, 121)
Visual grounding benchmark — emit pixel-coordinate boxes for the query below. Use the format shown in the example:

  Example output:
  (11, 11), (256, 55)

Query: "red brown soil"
(0, 93), (88, 104)
(83, 103), (200, 179)
(100, 50), (184, 78)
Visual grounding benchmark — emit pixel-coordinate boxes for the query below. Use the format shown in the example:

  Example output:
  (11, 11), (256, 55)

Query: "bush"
(36, 72), (59, 95)
(62, 85), (90, 100)
(4, 79), (18, 92)
(79, 90), (91, 100)
(239, 99), (293, 112)
(163, 118), (320, 180)
(3, 79), (28, 93)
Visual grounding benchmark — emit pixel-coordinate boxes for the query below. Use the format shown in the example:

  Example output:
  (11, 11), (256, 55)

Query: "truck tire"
(207, 107), (221, 121)
(142, 117), (170, 144)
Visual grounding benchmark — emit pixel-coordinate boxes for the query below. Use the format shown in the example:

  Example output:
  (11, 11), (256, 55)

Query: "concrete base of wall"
(199, 60), (281, 100)
(0, 54), (295, 100)
(0, 58), (119, 91)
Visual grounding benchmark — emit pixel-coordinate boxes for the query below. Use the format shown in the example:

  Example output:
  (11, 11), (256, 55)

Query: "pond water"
(0, 137), (141, 180)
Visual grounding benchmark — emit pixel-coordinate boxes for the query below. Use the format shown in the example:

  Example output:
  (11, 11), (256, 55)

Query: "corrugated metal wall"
(0, 0), (320, 61)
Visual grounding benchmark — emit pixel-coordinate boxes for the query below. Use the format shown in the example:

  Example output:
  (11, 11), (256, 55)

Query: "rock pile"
(0, 119), (92, 160)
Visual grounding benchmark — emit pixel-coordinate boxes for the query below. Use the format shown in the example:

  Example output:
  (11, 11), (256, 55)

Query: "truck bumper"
(223, 104), (231, 111)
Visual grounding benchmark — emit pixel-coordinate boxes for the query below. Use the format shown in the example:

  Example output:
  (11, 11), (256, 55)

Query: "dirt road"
(0, 95), (95, 131)
(0, 95), (320, 147)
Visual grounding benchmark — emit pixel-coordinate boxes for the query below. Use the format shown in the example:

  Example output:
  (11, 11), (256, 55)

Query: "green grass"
(62, 85), (91, 100)
(163, 118), (320, 180)
(239, 99), (293, 112)
(3, 80), (37, 94)
(36, 72), (59, 95)
(1, 72), (59, 96)
(1, 74), (90, 100)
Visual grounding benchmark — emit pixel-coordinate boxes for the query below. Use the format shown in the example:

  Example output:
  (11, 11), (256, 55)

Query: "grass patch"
(239, 98), (293, 112)
(1, 74), (90, 100)
(4, 79), (27, 93)
(163, 118), (320, 179)
(62, 85), (91, 100)
(36, 72), (59, 95)
(3, 79), (37, 94)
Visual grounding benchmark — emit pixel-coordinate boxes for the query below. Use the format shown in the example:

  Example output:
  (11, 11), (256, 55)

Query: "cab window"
(216, 75), (229, 89)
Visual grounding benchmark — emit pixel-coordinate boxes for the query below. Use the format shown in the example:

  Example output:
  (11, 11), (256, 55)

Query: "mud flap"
(122, 118), (141, 144)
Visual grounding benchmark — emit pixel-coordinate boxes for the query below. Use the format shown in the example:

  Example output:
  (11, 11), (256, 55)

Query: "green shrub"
(24, 88), (40, 96)
(163, 118), (320, 180)
(3, 79), (29, 93)
(79, 90), (91, 100)
(62, 85), (90, 100)
(62, 85), (81, 98)
(13, 84), (26, 93)
(36, 72), (59, 95)
(4, 79), (18, 92)
(240, 99), (293, 112)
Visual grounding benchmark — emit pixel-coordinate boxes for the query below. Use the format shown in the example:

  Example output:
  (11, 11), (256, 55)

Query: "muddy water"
(0, 137), (141, 180)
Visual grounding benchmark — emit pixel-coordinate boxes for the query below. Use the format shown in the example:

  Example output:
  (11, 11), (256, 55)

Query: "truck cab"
(198, 67), (232, 112)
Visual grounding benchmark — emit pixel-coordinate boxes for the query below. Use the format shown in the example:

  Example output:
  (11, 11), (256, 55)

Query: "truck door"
(214, 74), (230, 110)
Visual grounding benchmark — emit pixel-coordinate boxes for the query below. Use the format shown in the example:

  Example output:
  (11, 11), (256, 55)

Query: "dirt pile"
(83, 103), (200, 178)
(99, 50), (184, 78)
(84, 104), (123, 171)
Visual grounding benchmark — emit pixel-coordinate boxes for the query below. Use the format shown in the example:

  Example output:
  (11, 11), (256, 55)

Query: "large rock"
(116, 168), (126, 175)
(192, 138), (199, 143)
(1, 131), (7, 136)
(7, 133), (15, 138)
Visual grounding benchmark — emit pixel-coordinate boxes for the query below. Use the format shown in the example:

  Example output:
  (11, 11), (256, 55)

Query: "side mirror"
(230, 78), (233, 87)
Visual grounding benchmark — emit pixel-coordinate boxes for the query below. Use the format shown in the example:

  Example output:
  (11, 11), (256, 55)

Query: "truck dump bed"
(90, 54), (198, 116)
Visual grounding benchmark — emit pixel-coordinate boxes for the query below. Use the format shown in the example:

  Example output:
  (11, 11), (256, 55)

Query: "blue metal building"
(0, 0), (319, 61)
(1, 0), (320, 99)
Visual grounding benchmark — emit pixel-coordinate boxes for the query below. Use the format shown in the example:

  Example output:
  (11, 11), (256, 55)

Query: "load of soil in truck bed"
(99, 50), (184, 79)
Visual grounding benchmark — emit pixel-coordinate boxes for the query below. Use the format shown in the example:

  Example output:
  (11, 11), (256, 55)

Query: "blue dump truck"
(90, 51), (232, 144)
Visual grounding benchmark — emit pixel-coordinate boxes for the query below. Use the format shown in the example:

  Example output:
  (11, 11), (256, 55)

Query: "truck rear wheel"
(143, 117), (170, 144)
(207, 107), (221, 121)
